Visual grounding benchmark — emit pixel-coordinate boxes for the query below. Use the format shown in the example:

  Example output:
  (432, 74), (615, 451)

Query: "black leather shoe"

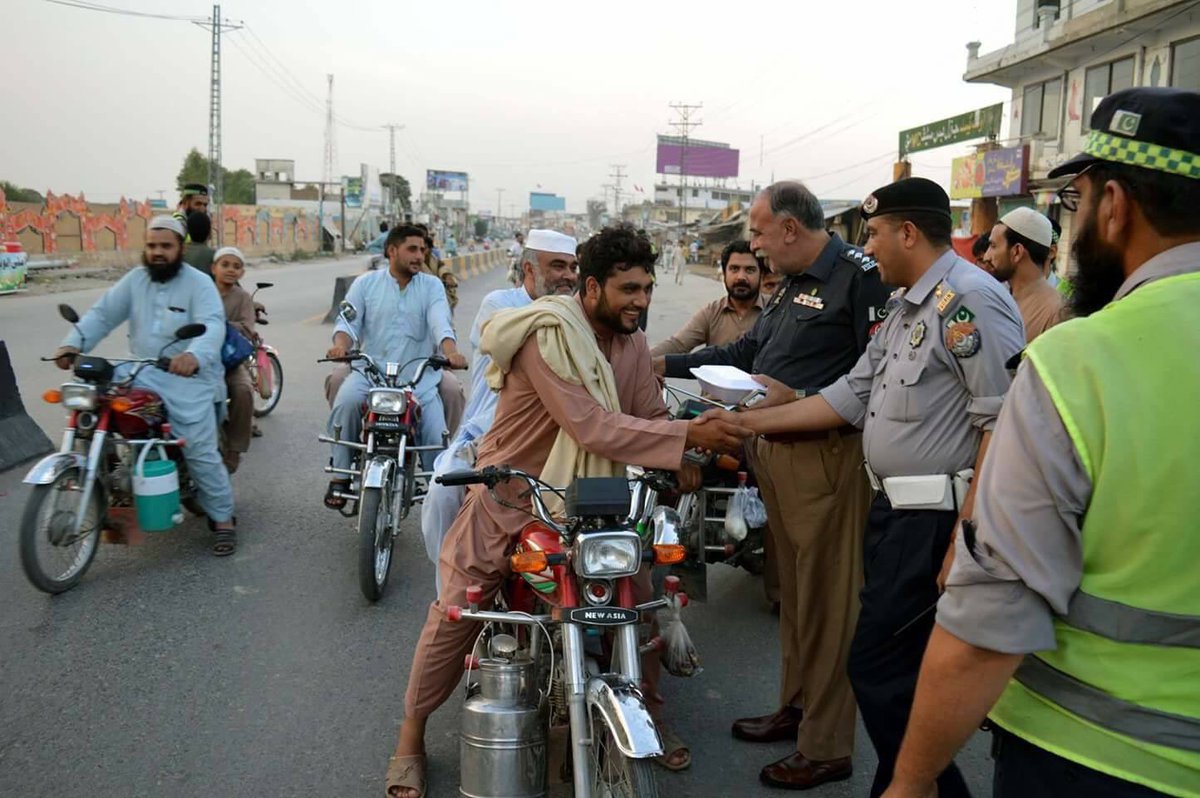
(731, 706), (803, 743)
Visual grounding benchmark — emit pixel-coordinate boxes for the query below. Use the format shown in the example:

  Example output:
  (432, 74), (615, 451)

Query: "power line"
(43, 0), (208, 22)
(609, 164), (627, 218)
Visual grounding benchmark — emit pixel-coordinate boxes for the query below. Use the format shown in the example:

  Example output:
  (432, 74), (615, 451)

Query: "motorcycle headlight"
(574, 531), (642, 579)
(61, 383), (97, 411)
(368, 388), (407, 415)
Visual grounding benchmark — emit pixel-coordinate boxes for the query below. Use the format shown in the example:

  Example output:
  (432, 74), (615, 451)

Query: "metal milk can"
(460, 634), (547, 798)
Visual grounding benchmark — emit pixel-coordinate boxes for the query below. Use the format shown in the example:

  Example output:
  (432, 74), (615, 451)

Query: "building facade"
(965, 0), (1200, 267)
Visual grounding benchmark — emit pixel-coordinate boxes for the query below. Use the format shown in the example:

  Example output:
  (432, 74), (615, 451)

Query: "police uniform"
(817, 178), (1025, 797)
(665, 233), (891, 770)
(937, 88), (1200, 797)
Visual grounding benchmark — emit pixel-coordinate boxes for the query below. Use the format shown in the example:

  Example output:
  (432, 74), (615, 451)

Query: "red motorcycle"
(19, 304), (207, 594)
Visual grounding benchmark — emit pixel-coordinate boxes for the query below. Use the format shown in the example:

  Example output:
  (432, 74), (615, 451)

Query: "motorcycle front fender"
(362, 456), (395, 490)
(585, 673), (664, 759)
(23, 452), (87, 485)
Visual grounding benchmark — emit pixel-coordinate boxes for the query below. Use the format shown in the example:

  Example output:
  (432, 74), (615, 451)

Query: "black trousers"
(993, 727), (1170, 797)
(848, 494), (971, 798)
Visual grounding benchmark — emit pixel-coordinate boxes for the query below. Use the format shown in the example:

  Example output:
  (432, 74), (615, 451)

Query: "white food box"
(688, 365), (764, 404)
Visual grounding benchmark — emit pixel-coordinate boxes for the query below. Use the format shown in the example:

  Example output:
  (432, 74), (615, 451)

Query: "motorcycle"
(435, 464), (691, 798)
(318, 301), (449, 601)
(19, 304), (207, 594)
(247, 281), (282, 418)
(661, 384), (764, 602)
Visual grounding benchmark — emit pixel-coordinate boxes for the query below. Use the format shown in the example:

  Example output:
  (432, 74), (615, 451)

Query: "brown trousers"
(404, 488), (661, 720)
(753, 431), (870, 761)
(323, 363), (466, 438)
(743, 442), (781, 603)
(224, 364), (254, 453)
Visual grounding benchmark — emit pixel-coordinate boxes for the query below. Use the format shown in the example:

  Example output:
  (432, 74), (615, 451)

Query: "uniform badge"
(935, 282), (956, 314)
(944, 307), (980, 358)
(863, 194), (879, 214)
(794, 293), (825, 310)
(909, 320), (926, 349)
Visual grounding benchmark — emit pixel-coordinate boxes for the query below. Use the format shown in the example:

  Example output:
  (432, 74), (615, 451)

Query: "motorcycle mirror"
(256, 282), (273, 289)
(174, 323), (207, 340)
(338, 300), (358, 323)
(58, 304), (80, 323)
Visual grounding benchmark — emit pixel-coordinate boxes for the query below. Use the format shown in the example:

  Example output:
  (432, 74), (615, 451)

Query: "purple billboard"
(655, 135), (740, 179)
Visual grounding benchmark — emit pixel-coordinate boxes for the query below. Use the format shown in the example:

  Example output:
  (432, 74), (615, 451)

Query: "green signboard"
(899, 104), (1004, 157)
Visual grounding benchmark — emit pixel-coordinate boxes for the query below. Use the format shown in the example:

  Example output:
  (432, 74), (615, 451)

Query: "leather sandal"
(385, 754), (426, 798)
(653, 724), (691, 772)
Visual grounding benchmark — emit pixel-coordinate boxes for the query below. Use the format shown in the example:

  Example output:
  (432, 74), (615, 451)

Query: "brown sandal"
(385, 754), (427, 798)
(654, 723), (692, 772)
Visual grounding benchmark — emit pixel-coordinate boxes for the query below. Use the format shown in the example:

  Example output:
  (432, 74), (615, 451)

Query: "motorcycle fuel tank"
(111, 388), (167, 437)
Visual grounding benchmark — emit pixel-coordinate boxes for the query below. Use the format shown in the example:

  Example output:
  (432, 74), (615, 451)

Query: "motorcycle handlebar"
(436, 465), (510, 487)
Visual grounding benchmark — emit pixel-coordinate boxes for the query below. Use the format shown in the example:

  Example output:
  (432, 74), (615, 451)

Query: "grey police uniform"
(820, 245), (1025, 798)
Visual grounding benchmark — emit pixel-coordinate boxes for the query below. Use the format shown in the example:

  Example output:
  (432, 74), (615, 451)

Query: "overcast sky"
(6, 0), (1019, 213)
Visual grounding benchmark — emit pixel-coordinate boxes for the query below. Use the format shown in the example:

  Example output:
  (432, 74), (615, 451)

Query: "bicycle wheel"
(252, 352), (283, 417)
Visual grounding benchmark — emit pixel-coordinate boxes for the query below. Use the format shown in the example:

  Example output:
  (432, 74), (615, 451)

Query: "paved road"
(0, 258), (990, 797)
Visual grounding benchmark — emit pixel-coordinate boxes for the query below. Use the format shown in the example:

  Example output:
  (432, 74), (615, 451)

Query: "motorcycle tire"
(589, 713), (660, 798)
(357, 486), (394, 602)
(252, 351), (283, 418)
(19, 469), (102, 594)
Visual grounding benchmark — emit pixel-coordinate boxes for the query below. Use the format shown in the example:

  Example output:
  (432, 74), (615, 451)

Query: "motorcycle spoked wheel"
(19, 468), (103, 594)
(357, 484), (395, 601)
(588, 712), (660, 798)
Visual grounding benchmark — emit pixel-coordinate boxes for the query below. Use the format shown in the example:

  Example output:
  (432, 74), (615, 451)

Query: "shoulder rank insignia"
(944, 307), (980, 358)
(935, 281), (956, 315)
(843, 246), (878, 272)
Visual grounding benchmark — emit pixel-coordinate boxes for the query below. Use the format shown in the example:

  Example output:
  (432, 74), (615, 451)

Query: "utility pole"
(194, 5), (241, 244)
(601, 184), (616, 221)
(609, 164), (627, 221)
(496, 188), (505, 229)
(668, 102), (702, 229)
(382, 123), (405, 218)
(321, 74), (337, 252)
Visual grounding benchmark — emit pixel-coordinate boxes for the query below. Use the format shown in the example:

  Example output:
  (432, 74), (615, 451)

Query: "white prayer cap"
(524, 229), (577, 256)
(998, 207), (1053, 248)
(213, 246), (246, 265)
(148, 214), (187, 238)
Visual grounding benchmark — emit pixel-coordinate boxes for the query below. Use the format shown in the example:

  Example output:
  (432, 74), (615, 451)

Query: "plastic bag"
(724, 483), (749, 542)
(743, 486), (768, 529)
(659, 593), (702, 677)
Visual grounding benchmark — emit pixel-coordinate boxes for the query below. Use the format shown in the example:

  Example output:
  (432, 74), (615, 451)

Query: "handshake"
(680, 373), (810, 454)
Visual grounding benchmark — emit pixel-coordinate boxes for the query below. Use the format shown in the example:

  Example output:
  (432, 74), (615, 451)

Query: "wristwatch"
(793, 389), (807, 402)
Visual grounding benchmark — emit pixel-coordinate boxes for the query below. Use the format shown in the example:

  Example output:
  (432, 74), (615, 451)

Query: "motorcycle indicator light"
(510, 550), (549, 574)
(42, 389), (62, 404)
(110, 397), (134, 413)
(653, 544), (687, 565)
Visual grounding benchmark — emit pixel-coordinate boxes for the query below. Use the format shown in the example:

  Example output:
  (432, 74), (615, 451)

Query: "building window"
(1020, 77), (1062, 138)
(1083, 56), (1136, 129)
(1172, 37), (1200, 92)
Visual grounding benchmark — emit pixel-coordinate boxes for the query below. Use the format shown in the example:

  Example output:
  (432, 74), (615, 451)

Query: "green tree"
(175, 149), (255, 204)
(586, 199), (606, 229)
(381, 173), (412, 212)
(224, 169), (255, 204)
(473, 217), (489, 238)
(0, 181), (45, 204)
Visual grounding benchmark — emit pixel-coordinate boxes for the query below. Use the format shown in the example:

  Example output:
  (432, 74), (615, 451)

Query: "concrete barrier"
(0, 341), (54, 472)
(323, 273), (359, 324)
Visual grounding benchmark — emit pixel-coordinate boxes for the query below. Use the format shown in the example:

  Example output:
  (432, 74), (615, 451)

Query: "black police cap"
(1049, 87), (1200, 179)
(860, 177), (951, 221)
(181, 183), (209, 196)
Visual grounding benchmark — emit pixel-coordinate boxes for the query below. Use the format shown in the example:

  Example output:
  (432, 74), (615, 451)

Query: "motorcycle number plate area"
(565, 607), (639, 626)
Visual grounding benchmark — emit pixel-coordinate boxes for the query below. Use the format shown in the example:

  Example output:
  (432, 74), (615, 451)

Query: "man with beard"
(384, 224), (750, 797)
(702, 178), (1025, 796)
(52, 215), (236, 553)
(323, 224), (468, 509)
(985, 208), (1063, 343)
(650, 240), (767, 357)
(880, 87), (1200, 798)
(653, 181), (891, 791)
(420, 229), (579, 593)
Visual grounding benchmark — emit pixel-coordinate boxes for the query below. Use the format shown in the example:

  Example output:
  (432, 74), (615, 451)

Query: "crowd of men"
(47, 85), (1198, 798)
(386, 86), (1198, 798)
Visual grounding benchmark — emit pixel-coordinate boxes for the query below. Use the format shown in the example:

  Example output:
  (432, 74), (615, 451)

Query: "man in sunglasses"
(881, 86), (1200, 798)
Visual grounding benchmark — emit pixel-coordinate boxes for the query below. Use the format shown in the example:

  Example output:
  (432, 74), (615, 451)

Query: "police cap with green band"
(1049, 87), (1200, 179)
(180, 183), (209, 197)
(860, 177), (952, 221)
